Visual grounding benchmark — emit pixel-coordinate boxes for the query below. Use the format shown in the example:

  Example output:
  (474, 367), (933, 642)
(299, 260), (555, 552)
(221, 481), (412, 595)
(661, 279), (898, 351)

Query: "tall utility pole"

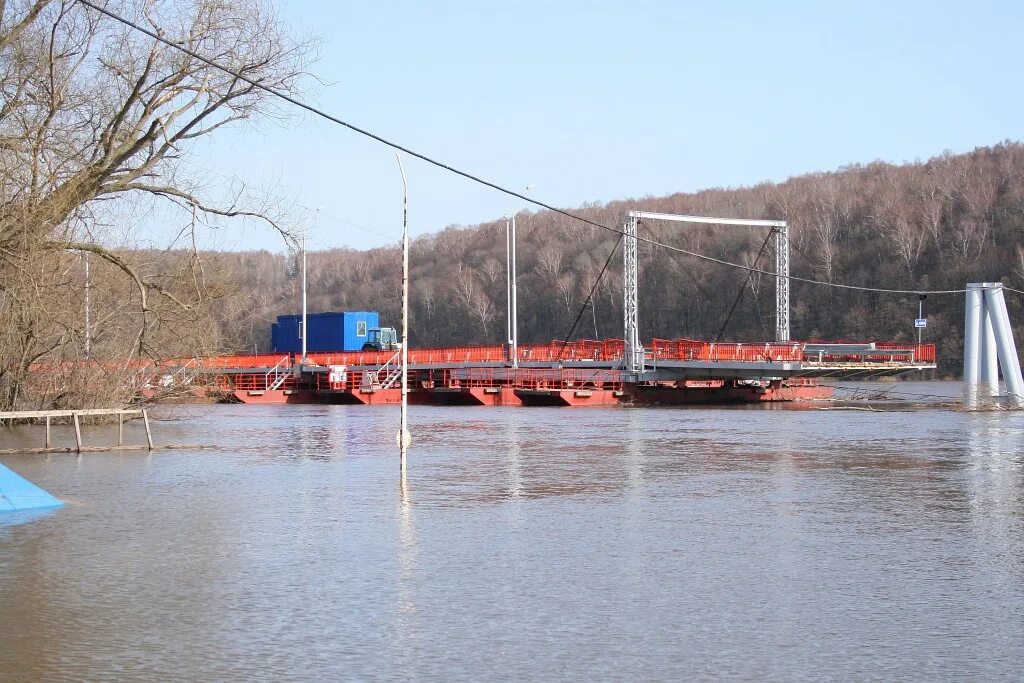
(506, 186), (532, 367)
(83, 251), (91, 358)
(300, 227), (308, 363)
(506, 218), (512, 357)
(510, 214), (518, 368)
(396, 154), (411, 470)
(917, 294), (926, 347)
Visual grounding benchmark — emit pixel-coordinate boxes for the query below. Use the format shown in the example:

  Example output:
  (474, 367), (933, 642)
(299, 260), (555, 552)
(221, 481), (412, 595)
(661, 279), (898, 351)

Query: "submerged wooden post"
(72, 412), (83, 453)
(118, 411), (124, 446)
(142, 409), (154, 450)
(45, 416), (51, 448)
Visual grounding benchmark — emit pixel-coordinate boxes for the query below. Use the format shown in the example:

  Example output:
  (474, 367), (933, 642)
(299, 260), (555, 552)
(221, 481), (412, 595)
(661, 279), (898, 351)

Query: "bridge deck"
(134, 338), (936, 406)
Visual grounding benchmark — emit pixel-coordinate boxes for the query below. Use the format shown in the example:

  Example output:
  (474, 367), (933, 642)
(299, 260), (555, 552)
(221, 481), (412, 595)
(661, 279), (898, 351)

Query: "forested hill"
(211, 142), (1024, 375)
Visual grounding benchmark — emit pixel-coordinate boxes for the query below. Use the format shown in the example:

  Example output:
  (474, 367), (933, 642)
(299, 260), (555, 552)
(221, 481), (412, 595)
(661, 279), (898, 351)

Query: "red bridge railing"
(187, 338), (937, 372)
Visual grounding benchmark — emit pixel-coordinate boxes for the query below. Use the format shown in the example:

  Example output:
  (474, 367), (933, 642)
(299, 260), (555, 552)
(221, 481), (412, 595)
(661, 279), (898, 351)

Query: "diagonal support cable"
(714, 228), (775, 342)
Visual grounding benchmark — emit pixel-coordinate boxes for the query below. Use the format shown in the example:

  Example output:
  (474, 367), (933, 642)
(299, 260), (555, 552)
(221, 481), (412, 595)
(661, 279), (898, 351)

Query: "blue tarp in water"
(0, 462), (63, 512)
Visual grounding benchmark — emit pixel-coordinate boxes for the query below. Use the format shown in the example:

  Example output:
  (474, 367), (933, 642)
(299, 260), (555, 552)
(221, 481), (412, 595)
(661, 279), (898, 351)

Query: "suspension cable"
(714, 229), (775, 342)
(555, 236), (622, 360)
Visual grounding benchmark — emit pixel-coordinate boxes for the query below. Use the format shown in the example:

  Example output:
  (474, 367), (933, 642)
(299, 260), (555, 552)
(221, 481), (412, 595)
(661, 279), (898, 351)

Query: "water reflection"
(503, 409), (523, 501)
(964, 413), (1024, 586)
(395, 467), (419, 658)
(622, 407), (646, 497)
(0, 507), (61, 531)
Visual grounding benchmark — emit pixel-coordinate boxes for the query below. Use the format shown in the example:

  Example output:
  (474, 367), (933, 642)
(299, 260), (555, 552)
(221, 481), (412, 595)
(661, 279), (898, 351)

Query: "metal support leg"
(623, 215), (643, 375)
(775, 225), (790, 343)
(963, 284), (984, 409)
(980, 307), (1000, 398)
(983, 285), (1024, 407)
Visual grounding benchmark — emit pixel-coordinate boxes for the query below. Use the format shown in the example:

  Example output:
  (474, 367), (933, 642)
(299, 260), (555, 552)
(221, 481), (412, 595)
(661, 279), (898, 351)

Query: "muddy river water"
(1, 382), (1022, 680)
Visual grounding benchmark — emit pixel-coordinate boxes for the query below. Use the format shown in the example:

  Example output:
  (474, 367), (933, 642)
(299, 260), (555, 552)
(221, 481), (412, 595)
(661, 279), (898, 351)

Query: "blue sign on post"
(915, 318), (927, 328)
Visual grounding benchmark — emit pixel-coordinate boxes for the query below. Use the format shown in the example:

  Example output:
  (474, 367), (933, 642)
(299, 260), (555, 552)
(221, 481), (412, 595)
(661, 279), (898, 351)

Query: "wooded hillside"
(213, 142), (1024, 376)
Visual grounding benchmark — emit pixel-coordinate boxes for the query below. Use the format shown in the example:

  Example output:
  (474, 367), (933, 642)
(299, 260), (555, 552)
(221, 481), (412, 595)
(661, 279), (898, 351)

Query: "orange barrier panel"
(197, 354), (290, 369)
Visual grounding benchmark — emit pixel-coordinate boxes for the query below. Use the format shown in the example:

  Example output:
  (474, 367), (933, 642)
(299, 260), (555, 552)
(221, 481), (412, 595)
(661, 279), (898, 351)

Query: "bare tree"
(468, 290), (495, 339)
(453, 263), (476, 310)
(0, 0), (313, 410)
(480, 257), (502, 289)
(556, 274), (575, 315)
(535, 245), (562, 282)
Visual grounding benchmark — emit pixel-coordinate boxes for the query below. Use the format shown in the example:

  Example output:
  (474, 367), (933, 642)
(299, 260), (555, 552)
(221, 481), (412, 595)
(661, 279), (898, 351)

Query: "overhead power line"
(76, 0), (1014, 297)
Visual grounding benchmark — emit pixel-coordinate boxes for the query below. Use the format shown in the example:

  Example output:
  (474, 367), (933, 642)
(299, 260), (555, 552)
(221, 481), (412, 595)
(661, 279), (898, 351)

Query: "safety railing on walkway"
(803, 342), (936, 364)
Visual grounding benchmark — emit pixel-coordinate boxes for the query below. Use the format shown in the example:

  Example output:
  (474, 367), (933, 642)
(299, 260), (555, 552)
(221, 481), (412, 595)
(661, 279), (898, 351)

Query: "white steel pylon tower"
(774, 223), (790, 343)
(623, 214), (642, 375)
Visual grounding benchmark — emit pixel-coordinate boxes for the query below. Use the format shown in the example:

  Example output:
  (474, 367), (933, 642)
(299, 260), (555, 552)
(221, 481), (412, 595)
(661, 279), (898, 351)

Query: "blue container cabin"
(271, 311), (379, 353)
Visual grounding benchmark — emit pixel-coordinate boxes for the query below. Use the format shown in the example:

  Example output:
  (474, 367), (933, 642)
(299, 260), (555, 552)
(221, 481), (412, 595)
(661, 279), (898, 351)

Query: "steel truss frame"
(622, 211), (790, 375)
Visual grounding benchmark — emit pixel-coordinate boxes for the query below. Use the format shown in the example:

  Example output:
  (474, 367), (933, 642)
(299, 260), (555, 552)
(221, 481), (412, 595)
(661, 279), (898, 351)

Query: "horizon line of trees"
(207, 142), (1024, 377)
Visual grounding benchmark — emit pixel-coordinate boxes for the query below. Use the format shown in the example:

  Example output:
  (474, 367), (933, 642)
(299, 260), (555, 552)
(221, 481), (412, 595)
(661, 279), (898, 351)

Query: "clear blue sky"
(190, 0), (1024, 252)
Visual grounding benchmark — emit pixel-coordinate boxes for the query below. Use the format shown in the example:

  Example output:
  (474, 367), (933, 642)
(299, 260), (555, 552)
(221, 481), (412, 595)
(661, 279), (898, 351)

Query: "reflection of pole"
(510, 214), (518, 368)
(83, 251), (91, 358)
(301, 229), (308, 363)
(396, 154), (411, 470)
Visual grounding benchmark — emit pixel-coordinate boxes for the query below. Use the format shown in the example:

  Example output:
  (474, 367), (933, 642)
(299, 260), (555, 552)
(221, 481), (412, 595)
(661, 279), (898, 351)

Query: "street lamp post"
(300, 227), (307, 364)
(83, 251), (91, 359)
(506, 218), (512, 358)
(506, 185), (532, 369)
(510, 212), (518, 368)
(917, 294), (926, 347)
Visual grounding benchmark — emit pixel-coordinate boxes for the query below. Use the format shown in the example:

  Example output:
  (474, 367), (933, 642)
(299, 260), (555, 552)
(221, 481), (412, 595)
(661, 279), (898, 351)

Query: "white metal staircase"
(265, 355), (292, 391)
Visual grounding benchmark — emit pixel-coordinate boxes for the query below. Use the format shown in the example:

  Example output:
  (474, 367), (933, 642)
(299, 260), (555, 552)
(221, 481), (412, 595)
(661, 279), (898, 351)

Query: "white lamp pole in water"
(396, 154), (411, 469)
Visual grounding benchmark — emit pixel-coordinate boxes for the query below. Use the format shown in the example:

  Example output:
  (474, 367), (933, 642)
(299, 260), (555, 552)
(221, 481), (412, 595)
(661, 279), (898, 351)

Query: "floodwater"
(1, 381), (1023, 681)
